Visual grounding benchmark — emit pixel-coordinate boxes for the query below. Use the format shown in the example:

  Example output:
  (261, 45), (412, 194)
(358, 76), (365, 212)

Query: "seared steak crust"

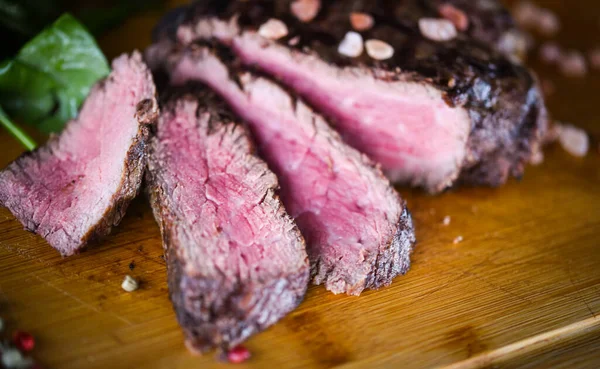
(146, 91), (309, 352)
(150, 0), (547, 192)
(159, 47), (416, 295)
(0, 52), (158, 255)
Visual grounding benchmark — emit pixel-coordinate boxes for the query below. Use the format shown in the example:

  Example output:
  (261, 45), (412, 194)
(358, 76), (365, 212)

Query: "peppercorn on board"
(1, 0), (600, 368)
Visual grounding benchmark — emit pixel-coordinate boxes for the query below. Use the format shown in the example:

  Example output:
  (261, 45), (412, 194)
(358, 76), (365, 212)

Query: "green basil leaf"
(0, 59), (56, 123)
(0, 13), (109, 133)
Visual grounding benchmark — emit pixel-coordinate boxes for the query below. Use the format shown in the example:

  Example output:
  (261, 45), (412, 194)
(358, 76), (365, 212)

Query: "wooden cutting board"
(1, 1), (599, 368)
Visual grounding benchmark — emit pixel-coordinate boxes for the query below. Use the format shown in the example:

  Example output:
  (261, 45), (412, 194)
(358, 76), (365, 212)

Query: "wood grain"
(1, 1), (599, 368)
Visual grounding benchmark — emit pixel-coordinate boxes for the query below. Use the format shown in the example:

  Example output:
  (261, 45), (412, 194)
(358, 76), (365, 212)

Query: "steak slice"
(148, 0), (547, 193)
(146, 93), (309, 353)
(0, 52), (158, 256)
(160, 47), (415, 296)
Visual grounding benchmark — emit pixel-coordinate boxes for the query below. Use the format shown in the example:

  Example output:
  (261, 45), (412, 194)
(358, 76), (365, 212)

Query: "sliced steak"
(146, 93), (309, 352)
(0, 52), (158, 256)
(159, 47), (415, 296)
(148, 0), (547, 193)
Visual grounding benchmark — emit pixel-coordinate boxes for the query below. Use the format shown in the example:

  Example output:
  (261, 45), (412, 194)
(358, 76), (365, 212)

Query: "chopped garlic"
(443, 216), (451, 226)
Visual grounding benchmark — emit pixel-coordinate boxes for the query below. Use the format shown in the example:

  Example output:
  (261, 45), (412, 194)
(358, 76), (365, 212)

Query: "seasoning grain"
(350, 12), (374, 31)
(338, 32), (364, 58)
(13, 331), (35, 352)
(291, 0), (320, 23)
(1, 348), (32, 368)
(258, 19), (288, 40)
(438, 4), (469, 32)
(588, 48), (600, 70)
(536, 8), (560, 36)
(228, 346), (251, 364)
(121, 275), (139, 292)
(539, 42), (561, 64)
(559, 51), (588, 77)
(365, 39), (394, 60)
(556, 123), (589, 157)
(442, 216), (451, 226)
(419, 18), (458, 42)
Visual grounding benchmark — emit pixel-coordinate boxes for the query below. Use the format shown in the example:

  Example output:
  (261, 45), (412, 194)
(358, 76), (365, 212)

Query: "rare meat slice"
(148, 0), (547, 193)
(146, 94), (309, 353)
(163, 47), (415, 295)
(0, 52), (158, 256)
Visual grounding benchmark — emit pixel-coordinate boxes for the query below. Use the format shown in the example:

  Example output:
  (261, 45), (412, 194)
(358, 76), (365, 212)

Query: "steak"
(148, 0), (547, 193)
(0, 52), (158, 256)
(153, 45), (415, 296)
(146, 93), (309, 353)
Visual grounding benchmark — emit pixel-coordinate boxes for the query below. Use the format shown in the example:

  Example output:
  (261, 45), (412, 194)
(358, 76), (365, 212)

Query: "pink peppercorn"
(13, 331), (35, 352)
(227, 346), (251, 364)
(589, 48), (600, 70)
(559, 51), (588, 77)
(539, 42), (561, 64)
(438, 4), (469, 32)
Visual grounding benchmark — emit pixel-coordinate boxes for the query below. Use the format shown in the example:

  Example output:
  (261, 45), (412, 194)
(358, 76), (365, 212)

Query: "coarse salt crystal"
(290, 0), (320, 23)
(338, 32), (364, 58)
(530, 150), (544, 165)
(559, 51), (588, 77)
(541, 79), (555, 97)
(258, 19), (288, 40)
(121, 275), (139, 292)
(556, 123), (589, 157)
(588, 48), (600, 70)
(513, 1), (539, 28)
(365, 39), (394, 60)
(442, 216), (451, 226)
(453, 236), (463, 244)
(419, 18), (457, 42)
(350, 12), (374, 31)
(288, 36), (300, 46)
(536, 8), (560, 36)
(539, 42), (561, 64)
(497, 30), (531, 62)
(438, 4), (469, 32)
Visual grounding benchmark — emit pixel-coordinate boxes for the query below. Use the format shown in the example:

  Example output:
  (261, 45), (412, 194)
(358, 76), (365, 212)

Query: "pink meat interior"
(0, 54), (154, 254)
(230, 33), (471, 192)
(172, 53), (403, 294)
(152, 99), (306, 280)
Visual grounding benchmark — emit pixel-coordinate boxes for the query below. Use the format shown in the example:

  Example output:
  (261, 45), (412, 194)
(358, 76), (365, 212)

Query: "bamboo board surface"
(1, 1), (599, 368)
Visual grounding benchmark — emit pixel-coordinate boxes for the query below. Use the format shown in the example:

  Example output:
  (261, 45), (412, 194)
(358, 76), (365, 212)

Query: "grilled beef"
(146, 93), (309, 352)
(148, 0), (547, 193)
(0, 52), (158, 256)
(150, 45), (415, 295)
